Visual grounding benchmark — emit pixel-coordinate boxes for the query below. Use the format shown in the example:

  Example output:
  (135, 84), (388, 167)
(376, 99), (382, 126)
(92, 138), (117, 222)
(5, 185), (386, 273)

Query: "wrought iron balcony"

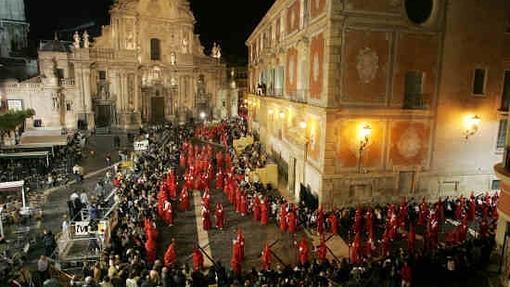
(403, 93), (427, 110)
(288, 89), (308, 104)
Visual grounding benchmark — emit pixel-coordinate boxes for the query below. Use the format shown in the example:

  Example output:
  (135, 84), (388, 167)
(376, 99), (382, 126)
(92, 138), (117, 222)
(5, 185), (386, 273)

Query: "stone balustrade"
(89, 48), (137, 61)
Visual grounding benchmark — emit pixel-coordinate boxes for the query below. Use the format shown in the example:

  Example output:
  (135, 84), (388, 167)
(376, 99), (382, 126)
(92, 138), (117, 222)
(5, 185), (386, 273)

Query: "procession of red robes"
(134, 123), (502, 274)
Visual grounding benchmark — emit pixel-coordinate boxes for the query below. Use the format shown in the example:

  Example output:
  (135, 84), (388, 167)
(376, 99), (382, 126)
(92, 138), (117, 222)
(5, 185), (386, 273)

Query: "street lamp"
(358, 124), (372, 173)
(199, 111), (206, 122)
(463, 115), (481, 140)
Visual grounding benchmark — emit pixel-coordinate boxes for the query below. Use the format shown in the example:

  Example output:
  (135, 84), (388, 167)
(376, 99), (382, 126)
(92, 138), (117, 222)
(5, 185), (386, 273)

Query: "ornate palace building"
(246, 0), (510, 207)
(1, 0), (227, 130)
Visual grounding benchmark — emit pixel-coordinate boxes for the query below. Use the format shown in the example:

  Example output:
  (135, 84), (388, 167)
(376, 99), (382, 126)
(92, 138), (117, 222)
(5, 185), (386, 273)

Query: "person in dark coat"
(42, 229), (56, 257)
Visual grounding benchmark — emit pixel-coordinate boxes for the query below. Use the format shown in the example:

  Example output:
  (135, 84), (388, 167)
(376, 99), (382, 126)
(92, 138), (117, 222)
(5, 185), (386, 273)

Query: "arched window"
(150, 38), (161, 61)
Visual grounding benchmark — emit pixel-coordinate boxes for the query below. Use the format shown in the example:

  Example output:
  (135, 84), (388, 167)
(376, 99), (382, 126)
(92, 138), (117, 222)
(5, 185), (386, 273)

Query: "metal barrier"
(49, 264), (74, 285)
(55, 179), (118, 270)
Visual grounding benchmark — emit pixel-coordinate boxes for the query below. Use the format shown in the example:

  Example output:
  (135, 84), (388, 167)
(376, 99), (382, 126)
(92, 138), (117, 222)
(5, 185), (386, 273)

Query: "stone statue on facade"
(83, 31), (90, 48)
(73, 31), (80, 49)
(126, 31), (135, 50)
(211, 42), (217, 57)
(181, 37), (189, 54)
(170, 52), (176, 65)
(211, 42), (221, 59)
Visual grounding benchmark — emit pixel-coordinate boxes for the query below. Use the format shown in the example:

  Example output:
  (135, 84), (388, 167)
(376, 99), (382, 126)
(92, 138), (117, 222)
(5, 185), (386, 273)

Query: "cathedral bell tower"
(0, 0), (29, 58)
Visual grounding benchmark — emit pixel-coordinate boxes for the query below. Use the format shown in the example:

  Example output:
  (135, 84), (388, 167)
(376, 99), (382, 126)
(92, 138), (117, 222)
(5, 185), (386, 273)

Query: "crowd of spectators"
(6, 118), (503, 287)
(0, 131), (86, 191)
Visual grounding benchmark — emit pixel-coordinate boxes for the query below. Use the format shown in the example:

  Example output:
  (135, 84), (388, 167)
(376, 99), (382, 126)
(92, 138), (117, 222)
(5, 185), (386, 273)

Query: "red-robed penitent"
(418, 199), (429, 226)
(202, 206), (212, 231)
(167, 170), (177, 199)
(236, 228), (245, 260)
(163, 201), (174, 226)
(145, 239), (157, 264)
(240, 192), (248, 216)
(328, 213), (338, 235)
(215, 202), (225, 230)
(260, 199), (269, 225)
(202, 189), (211, 210)
(365, 209), (374, 239)
(287, 209), (297, 233)
(316, 236), (327, 261)
(192, 248), (204, 271)
(351, 233), (361, 265)
(179, 187), (190, 211)
(261, 243), (271, 270)
(279, 204), (287, 232)
(408, 224), (416, 252)
(353, 208), (362, 234)
(164, 242), (177, 268)
(231, 239), (242, 274)
(215, 170), (224, 190)
(298, 236), (309, 266)
(365, 235), (375, 259)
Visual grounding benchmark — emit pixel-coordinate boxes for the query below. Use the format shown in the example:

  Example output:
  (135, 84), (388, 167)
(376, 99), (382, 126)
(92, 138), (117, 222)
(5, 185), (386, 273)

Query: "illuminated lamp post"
(463, 115), (481, 140)
(358, 124), (372, 173)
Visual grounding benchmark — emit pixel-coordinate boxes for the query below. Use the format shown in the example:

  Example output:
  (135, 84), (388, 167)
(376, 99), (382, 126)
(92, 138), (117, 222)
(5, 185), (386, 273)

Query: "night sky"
(24, 0), (275, 65)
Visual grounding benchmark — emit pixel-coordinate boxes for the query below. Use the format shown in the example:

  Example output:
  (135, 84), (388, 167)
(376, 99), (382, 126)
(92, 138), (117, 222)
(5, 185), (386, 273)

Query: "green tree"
(0, 109), (35, 146)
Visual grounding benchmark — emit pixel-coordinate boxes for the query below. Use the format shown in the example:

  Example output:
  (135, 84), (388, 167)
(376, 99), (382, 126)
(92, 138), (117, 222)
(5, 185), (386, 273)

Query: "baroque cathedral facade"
(1, 0), (227, 130)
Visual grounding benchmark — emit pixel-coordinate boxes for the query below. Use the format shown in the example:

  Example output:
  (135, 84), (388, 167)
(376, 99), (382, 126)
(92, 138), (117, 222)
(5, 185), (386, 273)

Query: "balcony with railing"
(403, 93), (427, 110)
(252, 85), (283, 98)
(288, 89), (308, 104)
(250, 87), (310, 105)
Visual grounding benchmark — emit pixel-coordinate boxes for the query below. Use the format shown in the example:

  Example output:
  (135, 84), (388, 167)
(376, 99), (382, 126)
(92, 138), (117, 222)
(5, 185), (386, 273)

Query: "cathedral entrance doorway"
(95, 105), (115, 128)
(151, 97), (165, 123)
